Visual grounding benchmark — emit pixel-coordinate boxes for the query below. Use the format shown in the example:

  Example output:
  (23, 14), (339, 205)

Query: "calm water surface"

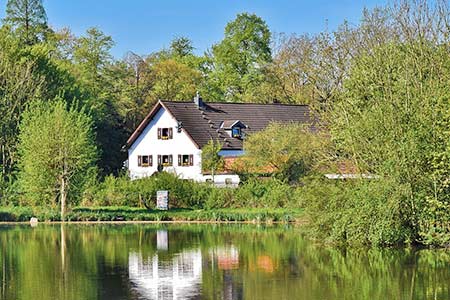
(0, 224), (449, 300)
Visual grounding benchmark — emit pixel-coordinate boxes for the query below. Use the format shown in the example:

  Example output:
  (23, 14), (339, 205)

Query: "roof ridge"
(207, 101), (309, 107)
(160, 99), (309, 107)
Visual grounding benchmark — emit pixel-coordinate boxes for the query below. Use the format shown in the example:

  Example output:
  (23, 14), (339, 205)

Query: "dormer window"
(232, 127), (241, 138)
(158, 128), (173, 140)
(221, 120), (247, 139)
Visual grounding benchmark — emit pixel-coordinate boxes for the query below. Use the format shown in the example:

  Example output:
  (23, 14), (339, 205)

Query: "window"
(232, 127), (241, 138)
(158, 155), (173, 167)
(138, 155), (152, 167)
(178, 154), (194, 166)
(157, 127), (173, 140)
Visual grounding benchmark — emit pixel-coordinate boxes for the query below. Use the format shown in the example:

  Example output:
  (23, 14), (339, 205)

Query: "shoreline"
(0, 206), (305, 224)
(0, 219), (306, 225)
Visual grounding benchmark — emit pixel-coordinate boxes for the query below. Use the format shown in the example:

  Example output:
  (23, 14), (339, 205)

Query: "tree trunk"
(60, 177), (66, 222)
(25, 1), (30, 44)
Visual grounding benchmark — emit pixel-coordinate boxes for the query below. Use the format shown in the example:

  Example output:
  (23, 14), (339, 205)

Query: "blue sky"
(0, 0), (388, 58)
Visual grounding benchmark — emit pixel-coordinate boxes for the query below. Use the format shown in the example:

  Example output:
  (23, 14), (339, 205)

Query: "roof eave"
(124, 100), (163, 149)
(161, 101), (201, 149)
(124, 100), (203, 150)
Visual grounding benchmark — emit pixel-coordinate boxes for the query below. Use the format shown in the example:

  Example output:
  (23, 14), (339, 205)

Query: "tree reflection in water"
(0, 224), (448, 300)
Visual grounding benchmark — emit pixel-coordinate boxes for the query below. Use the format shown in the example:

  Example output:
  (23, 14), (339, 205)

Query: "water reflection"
(211, 246), (239, 270)
(129, 250), (202, 300)
(0, 224), (448, 300)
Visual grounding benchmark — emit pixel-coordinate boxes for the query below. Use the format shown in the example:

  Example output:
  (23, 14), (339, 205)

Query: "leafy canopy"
(3, 0), (49, 45)
(209, 13), (272, 102)
(18, 100), (97, 208)
(236, 122), (327, 182)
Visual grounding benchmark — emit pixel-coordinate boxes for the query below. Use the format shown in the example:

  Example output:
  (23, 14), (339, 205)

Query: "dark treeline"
(0, 0), (449, 246)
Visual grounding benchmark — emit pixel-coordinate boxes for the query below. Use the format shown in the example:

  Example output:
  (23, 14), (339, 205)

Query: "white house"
(124, 96), (315, 185)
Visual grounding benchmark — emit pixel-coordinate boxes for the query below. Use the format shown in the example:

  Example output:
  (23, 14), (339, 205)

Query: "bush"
(80, 172), (299, 210)
(235, 178), (294, 208)
(301, 177), (418, 246)
(84, 172), (208, 209)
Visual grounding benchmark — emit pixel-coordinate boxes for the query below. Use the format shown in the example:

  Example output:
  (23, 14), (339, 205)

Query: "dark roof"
(126, 100), (316, 150)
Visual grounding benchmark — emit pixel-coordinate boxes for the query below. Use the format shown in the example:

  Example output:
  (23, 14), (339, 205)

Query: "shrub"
(235, 178), (293, 208)
(84, 172), (208, 209)
(301, 176), (419, 246)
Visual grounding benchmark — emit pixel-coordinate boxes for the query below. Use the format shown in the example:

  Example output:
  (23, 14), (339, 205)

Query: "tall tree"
(3, 0), (49, 45)
(170, 36), (194, 58)
(0, 27), (81, 185)
(18, 100), (97, 220)
(110, 52), (154, 133)
(208, 13), (272, 102)
(73, 27), (114, 88)
(321, 40), (450, 245)
(150, 59), (201, 101)
(72, 28), (128, 175)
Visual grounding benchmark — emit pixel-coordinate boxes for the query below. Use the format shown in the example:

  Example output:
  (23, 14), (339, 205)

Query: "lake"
(0, 224), (448, 300)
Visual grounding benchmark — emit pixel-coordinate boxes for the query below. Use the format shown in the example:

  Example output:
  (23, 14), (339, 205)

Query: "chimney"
(194, 91), (204, 109)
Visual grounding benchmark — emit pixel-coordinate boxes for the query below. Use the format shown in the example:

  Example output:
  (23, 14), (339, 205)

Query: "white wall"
(202, 174), (241, 187)
(128, 107), (203, 180)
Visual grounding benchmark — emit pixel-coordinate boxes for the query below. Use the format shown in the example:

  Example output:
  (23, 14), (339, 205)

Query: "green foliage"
(237, 122), (327, 182)
(304, 41), (450, 246)
(3, 0), (49, 45)
(0, 206), (301, 222)
(234, 177), (294, 208)
(0, 28), (83, 180)
(18, 100), (97, 209)
(201, 139), (224, 179)
(86, 172), (204, 209)
(72, 27), (114, 85)
(84, 171), (299, 211)
(150, 58), (201, 101)
(302, 177), (416, 245)
(170, 36), (194, 57)
(70, 27), (128, 175)
(207, 13), (272, 101)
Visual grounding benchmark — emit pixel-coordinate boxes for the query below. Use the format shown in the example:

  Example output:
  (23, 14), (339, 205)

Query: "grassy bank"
(0, 206), (304, 223)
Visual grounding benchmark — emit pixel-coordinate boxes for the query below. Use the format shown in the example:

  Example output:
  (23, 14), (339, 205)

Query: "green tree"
(71, 28), (128, 175)
(201, 140), (224, 182)
(321, 41), (450, 245)
(0, 28), (82, 184)
(108, 52), (154, 134)
(150, 59), (201, 101)
(208, 13), (272, 102)
(18, 100), (97, 220)
(170, 36), (194, 58)
(237, 123), (327, 182)
(3, 0), (49, 45)
(73, 27), (114, 88)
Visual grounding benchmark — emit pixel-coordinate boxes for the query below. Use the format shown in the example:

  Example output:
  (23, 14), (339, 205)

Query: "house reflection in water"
(128, 249), (202, 299)
(209, 246), (243, 300)
(211, 246), (239, 270)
